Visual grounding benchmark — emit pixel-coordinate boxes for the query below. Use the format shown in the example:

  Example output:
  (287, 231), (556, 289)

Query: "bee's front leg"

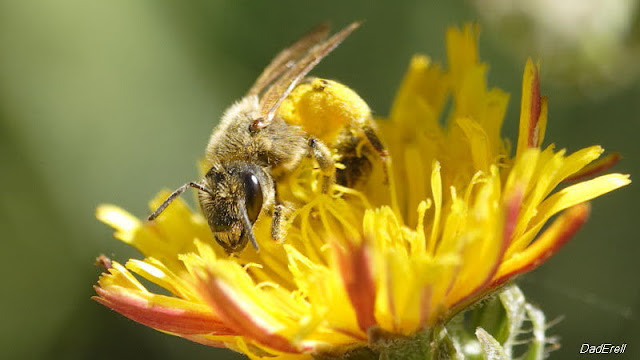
(271, 201), (286, 243)
(270, 185), (294, 243)
(308, 137), (335, 193)
(271, 200), (297, 243)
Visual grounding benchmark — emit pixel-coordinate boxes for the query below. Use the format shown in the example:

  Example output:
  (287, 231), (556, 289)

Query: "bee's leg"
(362, 125), (390, 184)
(308, 137), (335, 193)
(271, 202), (286, 243)
(362, 124), (400, 217)
(270, 186), (292, 243)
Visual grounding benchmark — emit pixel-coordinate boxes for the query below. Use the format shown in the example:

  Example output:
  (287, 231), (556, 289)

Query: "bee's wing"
(247, 23), (330, 97)
(256, 21), (361, 127)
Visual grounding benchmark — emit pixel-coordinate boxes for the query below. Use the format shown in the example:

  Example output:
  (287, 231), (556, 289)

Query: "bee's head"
(198, 162), (272, 254)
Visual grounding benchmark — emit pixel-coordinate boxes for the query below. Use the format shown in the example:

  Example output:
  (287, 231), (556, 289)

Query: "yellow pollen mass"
(279, 78), (371, 144)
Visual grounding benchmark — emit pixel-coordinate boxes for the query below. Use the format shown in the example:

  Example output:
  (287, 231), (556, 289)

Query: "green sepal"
(313, 285), (553, 360)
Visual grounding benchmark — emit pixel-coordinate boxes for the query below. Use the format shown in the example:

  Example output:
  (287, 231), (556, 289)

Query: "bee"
(148, 22), (388, 254)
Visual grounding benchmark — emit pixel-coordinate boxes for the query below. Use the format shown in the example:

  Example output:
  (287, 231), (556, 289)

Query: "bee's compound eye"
(243, 172), (263, 224)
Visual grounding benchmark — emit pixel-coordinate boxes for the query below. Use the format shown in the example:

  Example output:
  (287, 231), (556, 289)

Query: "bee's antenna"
(239, 201), (260, 252)
(148, 182), (213, 221)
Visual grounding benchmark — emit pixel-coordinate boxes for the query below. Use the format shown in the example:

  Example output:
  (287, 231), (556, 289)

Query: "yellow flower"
(94, 24), (629, 359)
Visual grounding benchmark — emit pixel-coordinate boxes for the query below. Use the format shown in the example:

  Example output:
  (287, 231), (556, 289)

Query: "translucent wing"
(254, 21), (361, 129)
(247, 23), (330, 97)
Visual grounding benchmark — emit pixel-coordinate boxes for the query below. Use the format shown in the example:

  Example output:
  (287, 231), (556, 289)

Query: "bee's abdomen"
(336, 153), (372, 188)
(334, 129), (374, 188)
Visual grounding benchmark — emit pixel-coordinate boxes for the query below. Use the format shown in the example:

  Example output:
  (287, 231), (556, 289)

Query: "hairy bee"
(148, 22), (388, 254)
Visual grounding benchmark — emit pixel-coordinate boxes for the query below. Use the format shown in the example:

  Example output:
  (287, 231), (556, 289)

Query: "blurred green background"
(1, 1), (638, 359)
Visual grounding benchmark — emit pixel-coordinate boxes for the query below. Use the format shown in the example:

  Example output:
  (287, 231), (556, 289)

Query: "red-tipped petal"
(564, 152), (622, 182)
(335, 241), (377, 332)
(197, 273), (306, 354)
(452, 186), (524, 309)
(517, 60), (547, 156)
(93, 286), (234, 336)
(528, 72), (541, 147)
(491, 203), (591, 287)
